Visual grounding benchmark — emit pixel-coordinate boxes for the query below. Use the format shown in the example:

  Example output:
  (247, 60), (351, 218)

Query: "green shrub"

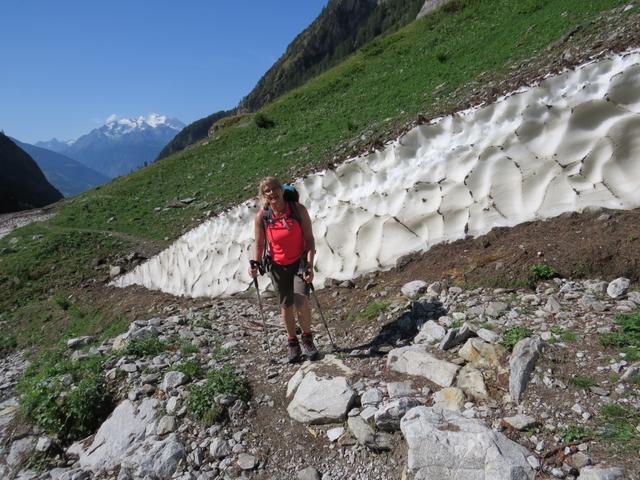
(17, 352), (114, 441)
(599, 311), (640, 361)
(254, 113), (275, 129)
(362, 301), (389, 320)
(175, 360), (203, 379)
(528, 264), (559, 282)
(186, 365), (251, 425)
(568, 376), (596, 389)
(559, 425), (590, 442)
(598, 403), (640, 448)
(122, 337), (167, 357)
(550, 326), (577, 343)
(500, 327), (532, 351)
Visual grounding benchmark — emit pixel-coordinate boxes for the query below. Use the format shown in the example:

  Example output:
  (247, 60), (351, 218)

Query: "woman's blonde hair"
(258, 176), (282, 207)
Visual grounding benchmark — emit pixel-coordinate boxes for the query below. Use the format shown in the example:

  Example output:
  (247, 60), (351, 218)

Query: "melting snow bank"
(114, 50), (640, 298)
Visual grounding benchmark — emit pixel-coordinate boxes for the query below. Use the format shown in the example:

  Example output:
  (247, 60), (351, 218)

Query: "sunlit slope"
(50, 0), (635, 242)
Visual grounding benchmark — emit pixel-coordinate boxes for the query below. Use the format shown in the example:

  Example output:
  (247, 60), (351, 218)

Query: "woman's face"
(262, 184), (282, 205)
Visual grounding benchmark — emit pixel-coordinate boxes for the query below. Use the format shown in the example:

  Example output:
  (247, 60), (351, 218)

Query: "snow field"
(114, 50), (640, 298)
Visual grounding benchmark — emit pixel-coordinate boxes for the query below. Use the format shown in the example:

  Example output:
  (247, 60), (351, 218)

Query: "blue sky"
(0, 0), (327, 143)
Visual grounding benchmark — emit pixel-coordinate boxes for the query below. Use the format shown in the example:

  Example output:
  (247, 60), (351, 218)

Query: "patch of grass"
(17, 350), (115, 442)
(166, 335), (200, 355)
(627, 373), (640, 385)
(597, 403), (640, 450)
(568, 376), (597, 390)
(559, 424), (591, 442)
(550, 326), (578, 343)
(186, 365), (251, 425)
(529, 264), (559, 283)
(449, 318), (465, 329)
(599, 310), (640, 361)
(501, 326), (532, 351)
(121, 337), (167, 357)
(362, 301), (389, 320)
(175, 359), (203, 380)
(0, 332), (18, 355)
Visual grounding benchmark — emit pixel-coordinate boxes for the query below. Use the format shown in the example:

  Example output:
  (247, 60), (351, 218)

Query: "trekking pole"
(250, 261), (273, 364)
(308, 282), (338, 351)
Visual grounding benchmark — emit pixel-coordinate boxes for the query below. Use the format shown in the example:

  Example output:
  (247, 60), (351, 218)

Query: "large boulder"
(387, 345), (460, 387)
(287, 372), (356, 424)
(120, 433), (186, 479)
(80, 398), (158, 472)
(509, 337), (543, 404)
(401, 406), (534, 480)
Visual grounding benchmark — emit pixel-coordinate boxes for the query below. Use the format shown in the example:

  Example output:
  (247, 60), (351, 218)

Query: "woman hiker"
(249, 177), (319, 362)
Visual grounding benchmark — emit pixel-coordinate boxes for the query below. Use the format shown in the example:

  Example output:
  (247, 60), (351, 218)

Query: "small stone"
(326, 427), (344, 442)
(237, 453), (258, 470)
(527, 455), (541, 470)
(476, 328), (499, 343)
(607, 278), (630, 298)
(568, 452), (591, 469)
(433, 387), (466, 411)
(577, 466), (624, 479)
(361, 388), (384, 406)
(297, 466), (321, 480)
(156, 415), (178, 435)
(503, 414), (537, 431)
(161, 371), (189, 391)
(387, 381), (415, 398)
(401, 280), (428, 298)
(35, 436), (53, 452)
(209, 438), (230, 459)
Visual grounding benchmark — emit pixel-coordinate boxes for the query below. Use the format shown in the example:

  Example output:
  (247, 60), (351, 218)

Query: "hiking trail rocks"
(2, 274), (639, 478)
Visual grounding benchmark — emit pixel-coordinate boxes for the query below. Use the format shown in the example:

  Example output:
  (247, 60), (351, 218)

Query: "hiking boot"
(287, 337), (302, 363)
(301, 333), (320, 360)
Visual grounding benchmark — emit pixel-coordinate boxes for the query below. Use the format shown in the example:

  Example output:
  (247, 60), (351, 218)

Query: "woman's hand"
(303, 267), (314, 284)
(249, 260), (261, 278)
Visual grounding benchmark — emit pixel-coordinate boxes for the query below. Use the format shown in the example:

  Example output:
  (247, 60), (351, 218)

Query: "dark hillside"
(238, 0), (426, 113)
(13, 138), (110, 196)
(0, 133), (63, 213)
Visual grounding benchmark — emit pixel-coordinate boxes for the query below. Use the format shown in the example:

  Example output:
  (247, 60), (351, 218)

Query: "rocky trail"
(1, 262), (639, 479)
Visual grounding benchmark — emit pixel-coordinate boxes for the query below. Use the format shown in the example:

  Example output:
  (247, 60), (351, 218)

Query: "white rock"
(414, 320), (446, 344)
(477, 328), (499, 344)
(577, 466), (624, 479)
(433, 387), (466, 411)
(401, 406), (534, 479)
(387, 345), (460, 387)
(287, 372), (356, 424)
(161, 371), (189, 391)
(80, 398), (159, 472)
(456, 365), (488, 400)
(607, 278), (630, 298)
(401, 280), (428, 298)
(326, 427), (344, 442)
(374, 397), (422, 431)
(387, 381), (416, 398)
(509, 337), (543, 404)
(209, 437), (231, 459)
(361, 388), (384, 406)
(156, 415), (178, 435)
(503, 414), (537, 431)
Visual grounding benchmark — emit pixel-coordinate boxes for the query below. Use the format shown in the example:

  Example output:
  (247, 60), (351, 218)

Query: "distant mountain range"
(38, 113), (185, 179)
(0, 133), (63, 214)
(12, 138), (109, 197)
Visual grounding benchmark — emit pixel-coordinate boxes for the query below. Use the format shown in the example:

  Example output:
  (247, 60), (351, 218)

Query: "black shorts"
(269, 259), (310, 307)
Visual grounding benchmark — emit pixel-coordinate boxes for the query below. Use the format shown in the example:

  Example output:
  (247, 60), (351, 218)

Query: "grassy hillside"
(0, 0), (637, 352)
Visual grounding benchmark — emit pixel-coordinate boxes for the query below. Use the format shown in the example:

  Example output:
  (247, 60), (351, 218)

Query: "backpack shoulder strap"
(287, 201), (301, 222)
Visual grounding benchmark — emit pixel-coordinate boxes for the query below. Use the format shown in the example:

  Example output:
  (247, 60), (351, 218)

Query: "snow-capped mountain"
(52, 114), (185, 179)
